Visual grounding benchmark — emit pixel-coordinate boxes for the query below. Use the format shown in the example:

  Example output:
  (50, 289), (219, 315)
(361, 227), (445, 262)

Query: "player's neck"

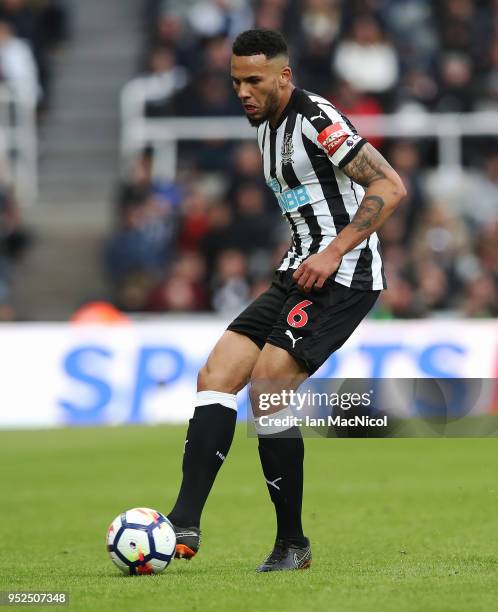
(269, 84), (295, 129)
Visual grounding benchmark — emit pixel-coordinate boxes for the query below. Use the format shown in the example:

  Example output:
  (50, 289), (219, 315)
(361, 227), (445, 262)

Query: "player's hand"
(293, 250), (342, 292)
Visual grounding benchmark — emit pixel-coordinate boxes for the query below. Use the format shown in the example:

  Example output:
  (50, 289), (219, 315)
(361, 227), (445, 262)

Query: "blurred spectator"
(225, 141), (273, 208)
(292, 0), (342, 93)
(200, 34), (232, 72)
(478, 37), (498, 109)
(0, 178), (30, 321)
(175, 69), (241, 171)
(254, 0), (288, 33)
(0, 0), (68, 50)
(179, 70), (240, 117)
(381, 141), (425, 245)
(117, 147), (184, 216)
(375, 274), (422, 319)
(414, 202), (471, 270)
(328, 79), (384, 149)
(149, 10), (198, 73)
(124, 46), (188, 118)
(200, 202), (237, 277)
(0, 299), (15, 320)
(476, 71), (498, 112)
(117, 151), (155, 211)
(341, 0), (381, 20)
(380, 0), (437, 71)
(435, 0), (489, 64)
(0, 18), (39, 105)
(0, 182), (30, 260)
(105, 194), (178, 310)
(187, 0), (253, 40)
(36, 1), (68, 50)
(0, 0), (37, 44)
(228, 183), (278, 254)
(437, 153), (498, 231)
(462, 273), (497, 318)
(395, 68), (438, 113)
(434, 52), (474, 112)
(211, 248), (250, 313)
(472, 154), (498, 227)
(412, 259), (452, 313)
(475, 222), (498, 279)
(0, 0), (68, 109)
(177, 190), (210, 251)
(146, 251), (208, 312)
(333, 15), (399, 108)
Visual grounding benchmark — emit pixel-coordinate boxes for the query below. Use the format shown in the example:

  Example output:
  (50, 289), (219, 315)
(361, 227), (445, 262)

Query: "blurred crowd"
(107, 0), (498, 318)
(0, 0), (67, 320)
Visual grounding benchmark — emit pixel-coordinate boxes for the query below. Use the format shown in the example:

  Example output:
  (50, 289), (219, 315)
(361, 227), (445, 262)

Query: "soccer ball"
(106, 507), (176, 575)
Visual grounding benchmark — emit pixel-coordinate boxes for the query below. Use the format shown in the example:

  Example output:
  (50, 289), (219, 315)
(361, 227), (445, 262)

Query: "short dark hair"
(232, 29), (288, 59)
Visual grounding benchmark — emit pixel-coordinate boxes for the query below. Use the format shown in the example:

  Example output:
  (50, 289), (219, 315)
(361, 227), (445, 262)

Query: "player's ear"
(279, 65), (292, 87)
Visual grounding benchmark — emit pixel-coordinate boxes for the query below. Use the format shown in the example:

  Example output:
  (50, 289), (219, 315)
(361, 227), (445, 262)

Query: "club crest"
(281, 133), (294, 165)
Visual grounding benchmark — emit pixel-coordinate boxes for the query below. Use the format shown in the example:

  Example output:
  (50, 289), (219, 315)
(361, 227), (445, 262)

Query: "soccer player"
(167, 29), (406, 572)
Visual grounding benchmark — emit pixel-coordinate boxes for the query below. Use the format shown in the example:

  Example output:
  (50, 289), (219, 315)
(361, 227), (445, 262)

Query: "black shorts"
(227, 270), (380, 375)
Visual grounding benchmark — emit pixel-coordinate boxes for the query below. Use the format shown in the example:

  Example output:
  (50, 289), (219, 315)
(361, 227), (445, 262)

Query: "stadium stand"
(7, 0), (141, 320)
(0, 0), (67, 320)
(1, 1), (497, 320)
(109, 0), (497, 318)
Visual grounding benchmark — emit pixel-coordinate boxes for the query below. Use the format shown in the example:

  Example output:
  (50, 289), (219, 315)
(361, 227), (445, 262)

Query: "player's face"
(231, 54), (289, 126)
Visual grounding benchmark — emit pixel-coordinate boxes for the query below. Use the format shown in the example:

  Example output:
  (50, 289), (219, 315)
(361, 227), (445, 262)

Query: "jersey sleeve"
(302, 104), (367, 169)
(316, 122), (367, 168)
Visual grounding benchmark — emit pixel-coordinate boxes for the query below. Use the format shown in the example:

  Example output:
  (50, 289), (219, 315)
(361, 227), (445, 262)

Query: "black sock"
(258, 426), (306, 544)
(168, 404), (237, 528)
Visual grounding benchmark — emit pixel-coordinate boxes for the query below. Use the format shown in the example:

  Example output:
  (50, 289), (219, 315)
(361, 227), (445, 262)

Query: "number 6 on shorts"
(286, 300), (313, 328)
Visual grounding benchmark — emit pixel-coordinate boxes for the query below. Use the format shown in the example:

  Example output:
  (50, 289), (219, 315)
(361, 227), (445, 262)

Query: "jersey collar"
(270, 87), (298, 131)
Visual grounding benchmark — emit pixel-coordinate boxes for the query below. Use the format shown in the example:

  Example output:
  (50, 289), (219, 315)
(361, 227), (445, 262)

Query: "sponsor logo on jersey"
(266, 181), (311, 213)
(317, 122), (349, 156)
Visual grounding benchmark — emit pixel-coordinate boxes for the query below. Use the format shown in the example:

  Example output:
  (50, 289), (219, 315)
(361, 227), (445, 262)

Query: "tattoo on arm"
(342, 143), (392, 188)
(351, 195), (385, 231)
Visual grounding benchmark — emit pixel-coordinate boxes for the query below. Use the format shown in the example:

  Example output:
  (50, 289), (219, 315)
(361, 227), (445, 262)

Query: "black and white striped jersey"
(257, 87), (386, 291)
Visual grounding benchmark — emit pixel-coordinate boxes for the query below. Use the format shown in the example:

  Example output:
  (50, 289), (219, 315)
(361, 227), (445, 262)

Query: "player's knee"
(249, 354), (307, 415)
(249, 360), (279, 413)
(250, 358), (282, 381)
(197, 362), (240, 394)
(197, 363), (214, 391)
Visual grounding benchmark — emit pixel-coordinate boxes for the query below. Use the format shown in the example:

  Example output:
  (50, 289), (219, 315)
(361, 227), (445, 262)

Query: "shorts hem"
(264, 338), (314, 375)
(226, 326), (266, 350)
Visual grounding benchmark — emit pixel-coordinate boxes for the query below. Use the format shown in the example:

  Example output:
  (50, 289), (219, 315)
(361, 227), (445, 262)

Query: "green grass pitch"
(1, 426), (497, 611)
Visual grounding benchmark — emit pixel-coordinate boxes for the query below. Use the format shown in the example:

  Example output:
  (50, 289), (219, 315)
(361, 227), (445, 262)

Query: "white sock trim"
(195, 390), (237, 412)
(253, 405), (297, 435)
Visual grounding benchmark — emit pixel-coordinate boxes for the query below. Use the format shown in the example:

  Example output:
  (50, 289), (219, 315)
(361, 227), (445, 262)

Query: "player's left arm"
(294, 143), (407, 291)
